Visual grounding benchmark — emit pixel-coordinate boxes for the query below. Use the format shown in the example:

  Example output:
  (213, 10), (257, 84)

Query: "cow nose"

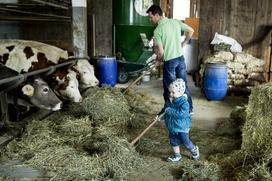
(79, 97), (83, 102)
(52, 102), (62, 111)
(95, 80), (99, 85)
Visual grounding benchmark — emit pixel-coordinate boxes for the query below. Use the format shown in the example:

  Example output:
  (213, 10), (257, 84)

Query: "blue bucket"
(204, 63), (228, 100)
(96, 56), (117, 87)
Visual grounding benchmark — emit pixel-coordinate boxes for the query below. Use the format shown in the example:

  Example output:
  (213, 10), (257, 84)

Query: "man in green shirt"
(146, 5), (194, 115)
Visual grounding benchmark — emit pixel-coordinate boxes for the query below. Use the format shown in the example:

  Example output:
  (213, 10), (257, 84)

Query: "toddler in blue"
(160, 78), (199, 162)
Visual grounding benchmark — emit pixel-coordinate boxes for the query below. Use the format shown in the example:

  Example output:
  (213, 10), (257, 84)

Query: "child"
(160, 78), (199, 162)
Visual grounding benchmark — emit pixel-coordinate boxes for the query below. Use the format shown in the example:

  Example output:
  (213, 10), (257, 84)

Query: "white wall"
(173, 0), (190, 20)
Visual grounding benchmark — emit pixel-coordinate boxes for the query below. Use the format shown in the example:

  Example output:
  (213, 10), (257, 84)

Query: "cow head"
(52, 69), (82, 103)
(74, 59), (99, 89)
(22, 78), (62, 111)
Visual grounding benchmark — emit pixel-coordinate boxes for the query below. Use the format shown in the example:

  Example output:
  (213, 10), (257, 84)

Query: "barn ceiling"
(0, 0), (72, 22)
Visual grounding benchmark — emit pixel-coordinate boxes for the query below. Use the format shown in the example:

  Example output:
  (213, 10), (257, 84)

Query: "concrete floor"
(119, 74), (248, 131)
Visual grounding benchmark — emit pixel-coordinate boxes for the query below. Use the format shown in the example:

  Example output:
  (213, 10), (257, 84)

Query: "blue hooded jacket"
(161, 95), (191, 133)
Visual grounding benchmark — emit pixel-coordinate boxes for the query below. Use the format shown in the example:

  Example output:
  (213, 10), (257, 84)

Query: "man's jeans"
(163, 56), (193, 111)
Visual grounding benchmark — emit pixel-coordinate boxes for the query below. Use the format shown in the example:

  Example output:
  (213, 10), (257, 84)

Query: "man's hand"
(155, 58), (162, 67)
(181, 25), (194, 48)
(181, 42), (187, 47)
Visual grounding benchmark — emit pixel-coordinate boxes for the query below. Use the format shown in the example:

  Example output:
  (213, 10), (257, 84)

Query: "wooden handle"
(123, 71), (150, 94)
(129, 115), (163, 146)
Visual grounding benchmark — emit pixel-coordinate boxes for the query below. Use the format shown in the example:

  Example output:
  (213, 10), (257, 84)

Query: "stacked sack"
(199, 51), (265, 92)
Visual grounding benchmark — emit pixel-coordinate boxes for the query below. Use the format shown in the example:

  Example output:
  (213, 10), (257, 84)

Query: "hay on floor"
(242, 83), (272, 157)
(70, 87), (132, 124)
(2, 87), (157, 180)
(214, 83), (272, 180)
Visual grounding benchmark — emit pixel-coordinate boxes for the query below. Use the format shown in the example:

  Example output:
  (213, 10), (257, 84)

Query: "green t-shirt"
(154, 17), (190, 61)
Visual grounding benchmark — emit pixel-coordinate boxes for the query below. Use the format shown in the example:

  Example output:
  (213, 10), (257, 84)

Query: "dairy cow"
(0, 39), (98, 101)
(52, 68), (82, 102)
(74, 59), (99, 89)
(0, 39), (68, 73)
(6, 76), (62, 113)
(16, 77), (62, 111)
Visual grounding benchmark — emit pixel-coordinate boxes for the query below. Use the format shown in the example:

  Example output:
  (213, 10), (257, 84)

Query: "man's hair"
(146, 5), (163, 16)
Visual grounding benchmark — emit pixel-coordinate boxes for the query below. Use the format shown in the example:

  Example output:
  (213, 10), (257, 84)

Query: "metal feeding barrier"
(0, 57), (87, 128)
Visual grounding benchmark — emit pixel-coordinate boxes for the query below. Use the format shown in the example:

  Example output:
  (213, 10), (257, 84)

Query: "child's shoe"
(167, 153), (182, 163)
(191, 146), (200, 160)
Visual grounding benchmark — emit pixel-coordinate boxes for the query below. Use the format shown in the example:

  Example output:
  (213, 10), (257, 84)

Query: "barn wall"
(198, 0), (230, 60)
(0, 0), (113, 56)
(199, 0), (272, 72)
(0, 20), (72, 51)
(87, 0), (113, 56)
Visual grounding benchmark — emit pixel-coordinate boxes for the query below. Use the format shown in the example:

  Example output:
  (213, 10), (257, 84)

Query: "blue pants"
(169, 132), (195, 150)
(163, 56), (193, 111)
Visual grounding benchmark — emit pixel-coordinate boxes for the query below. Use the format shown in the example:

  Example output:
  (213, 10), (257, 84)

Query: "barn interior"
(0, 0), (272, 180)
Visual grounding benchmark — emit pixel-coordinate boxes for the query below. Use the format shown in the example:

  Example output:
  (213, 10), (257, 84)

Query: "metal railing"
(0, 57), (88, 128)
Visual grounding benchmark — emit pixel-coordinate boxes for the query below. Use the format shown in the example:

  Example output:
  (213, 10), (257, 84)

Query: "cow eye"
(43, 87), (49, 93)
(71, 86), (74, 89)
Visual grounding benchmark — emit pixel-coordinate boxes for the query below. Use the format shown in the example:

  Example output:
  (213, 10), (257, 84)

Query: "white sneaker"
(167, 154), (182, 163)
(191, 146), (200, 160)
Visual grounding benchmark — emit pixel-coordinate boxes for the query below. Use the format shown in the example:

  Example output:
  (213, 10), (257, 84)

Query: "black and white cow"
(0, 39), (99, 102)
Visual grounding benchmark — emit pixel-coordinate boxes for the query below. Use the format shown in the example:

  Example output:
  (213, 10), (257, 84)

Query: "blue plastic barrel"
(204, 63), (228, 100)
(96, 56), (117, 87)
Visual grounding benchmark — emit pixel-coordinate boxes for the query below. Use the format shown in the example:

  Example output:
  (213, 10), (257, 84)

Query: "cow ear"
(22, 84), (34, 97)
(54, 87), (61, 96)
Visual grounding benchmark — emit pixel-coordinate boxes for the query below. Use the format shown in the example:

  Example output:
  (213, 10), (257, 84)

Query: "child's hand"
(157, 113), (165, 122)
(165, 107), (171, 113)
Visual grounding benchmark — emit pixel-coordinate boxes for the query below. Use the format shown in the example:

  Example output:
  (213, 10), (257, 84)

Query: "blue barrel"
(204, 63), (228, 100)
(96, 56), (117, 87)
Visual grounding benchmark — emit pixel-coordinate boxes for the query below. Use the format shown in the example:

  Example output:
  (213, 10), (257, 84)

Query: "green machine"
(113, 0), (160, 83)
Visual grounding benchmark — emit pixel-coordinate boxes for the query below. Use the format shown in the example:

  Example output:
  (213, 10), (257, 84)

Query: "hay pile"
(124, 90), (160, 129)
(215, 83), (272, 180)
(1, 87), (150, 180)
(242, 83), (272, 157)
(199, 51), (265, 93)
(72, 87), (132, 123)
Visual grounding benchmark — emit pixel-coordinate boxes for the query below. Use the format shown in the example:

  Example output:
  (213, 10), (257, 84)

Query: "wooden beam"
(0, 16), (71, 22)
(0, 7), (70, 19)
(30, 0), (69, 10)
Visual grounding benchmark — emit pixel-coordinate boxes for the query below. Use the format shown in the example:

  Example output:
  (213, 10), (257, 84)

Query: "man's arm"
(153, 40), (164, 66)
(181, 25), (194, 47)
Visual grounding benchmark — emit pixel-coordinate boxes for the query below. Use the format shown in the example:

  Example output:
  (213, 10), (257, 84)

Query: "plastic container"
(96, 56), (117, 87)
(183, 39), (199, 73)
(204, 63), (228, 100)
(142, 71), (151, 82)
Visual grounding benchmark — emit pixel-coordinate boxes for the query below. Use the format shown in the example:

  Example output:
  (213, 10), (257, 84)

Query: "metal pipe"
(113, 25), (116, 56)
(1, 76), (25, 92)
(92, 14), (96, 56)
(0, 74), (24, 85)
(0, 60), (76, 86)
